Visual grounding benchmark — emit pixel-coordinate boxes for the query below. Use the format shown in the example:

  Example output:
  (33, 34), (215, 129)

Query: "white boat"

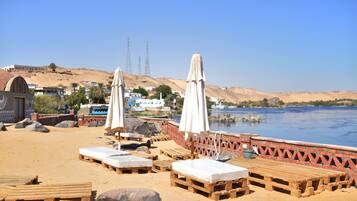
(211, 103), (227, 109)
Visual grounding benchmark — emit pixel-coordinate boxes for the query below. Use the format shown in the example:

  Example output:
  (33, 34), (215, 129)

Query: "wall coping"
(166, 120), (357, 153)
(252, 136), (357, 152)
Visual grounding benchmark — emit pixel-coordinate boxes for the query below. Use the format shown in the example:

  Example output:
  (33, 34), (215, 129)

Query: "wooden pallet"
(131, 151), (158, 161)
(118, 136), (143, 142)
(0, 182), (92, 201)
(171, 171), (249, 201)
(228, 157), (349, 197)
(160, 148), (198, 160)
(152, 160), (173, 172)
(0, 175), (38, 186)
(151, 134), (170, 142)
(78, 154), (103, 165)
(102, 163), (152, 174)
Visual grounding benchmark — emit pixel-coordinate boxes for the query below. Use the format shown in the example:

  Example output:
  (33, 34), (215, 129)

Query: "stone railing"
(161, 120), (357, 187)
(31, 112), (75, 126)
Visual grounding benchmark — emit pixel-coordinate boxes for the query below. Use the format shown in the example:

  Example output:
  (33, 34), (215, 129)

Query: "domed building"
(0, 69), (34, 122)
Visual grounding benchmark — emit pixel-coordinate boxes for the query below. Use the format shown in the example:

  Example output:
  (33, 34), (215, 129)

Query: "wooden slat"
(170, 171), (248, 200)
(0, 175), (38, 186)
(3, 182), (92, 200)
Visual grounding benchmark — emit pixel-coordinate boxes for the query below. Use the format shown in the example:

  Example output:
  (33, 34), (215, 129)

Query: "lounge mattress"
(119, 132), (144, 138)
(103, 155), (153, 168)
(79, 147), (129, 161)
(172, 159), (248, 183)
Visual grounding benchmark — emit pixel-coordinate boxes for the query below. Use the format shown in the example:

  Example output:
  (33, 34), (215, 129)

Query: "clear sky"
(0, 0), (356, 92)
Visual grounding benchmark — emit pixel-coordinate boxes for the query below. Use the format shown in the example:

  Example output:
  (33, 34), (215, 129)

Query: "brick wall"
(31, 112), (75, 126)
(162, 120), (357, 187)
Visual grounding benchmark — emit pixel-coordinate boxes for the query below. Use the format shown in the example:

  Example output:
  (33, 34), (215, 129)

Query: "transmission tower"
(137, 56), (142, 75)
(144, 41), (151, 76)
(125, 38), (132, 73)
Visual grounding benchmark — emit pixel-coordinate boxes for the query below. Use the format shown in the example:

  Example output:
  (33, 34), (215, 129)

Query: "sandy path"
(1, 126), (356, 201)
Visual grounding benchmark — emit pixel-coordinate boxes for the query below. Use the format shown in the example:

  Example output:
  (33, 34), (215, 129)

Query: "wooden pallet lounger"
(152, 160), (173, 172)
(228, 157), (349, 197)
(78, 147), (129, 164)
(171, 159), (249, 200)
(160, 148), (198, 160)
(150, 134), (170, 142)
(102, 155), (153, 174)
(0, 182), (92, 201)
(117, 133), (144, 142)
(0, 175), (38, 186)
(131, 151), (158, 161)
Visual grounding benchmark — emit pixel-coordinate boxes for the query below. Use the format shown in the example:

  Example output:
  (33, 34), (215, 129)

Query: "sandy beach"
(1, 126), (356, 201)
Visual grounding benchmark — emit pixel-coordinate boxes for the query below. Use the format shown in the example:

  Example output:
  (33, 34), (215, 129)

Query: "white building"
(135, 98), (165, 109)
(27, 84), (38, 90)
(145, 86), (155, 92)
(124, 91), (142, 99)
(173, 90), (185, 98)
(210, 97), (220, 104)
(34, 87), (65, 97)
(1, 64), (46, 72)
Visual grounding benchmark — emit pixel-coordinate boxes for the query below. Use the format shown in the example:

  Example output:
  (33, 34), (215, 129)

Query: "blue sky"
(0, 0), (356, 92)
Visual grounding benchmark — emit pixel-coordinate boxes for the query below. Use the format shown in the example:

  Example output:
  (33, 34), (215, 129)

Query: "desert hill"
(10, 67), (357, 103)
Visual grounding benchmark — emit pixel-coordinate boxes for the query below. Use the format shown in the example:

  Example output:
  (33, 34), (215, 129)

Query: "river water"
(175, 107), (357, 148)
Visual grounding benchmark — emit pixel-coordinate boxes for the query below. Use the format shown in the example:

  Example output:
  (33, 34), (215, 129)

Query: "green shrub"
(64, 87), (88, 112)
(34, 95), (63, 114)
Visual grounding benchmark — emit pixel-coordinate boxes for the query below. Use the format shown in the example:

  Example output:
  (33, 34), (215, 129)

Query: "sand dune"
(11, 67), (357, 103)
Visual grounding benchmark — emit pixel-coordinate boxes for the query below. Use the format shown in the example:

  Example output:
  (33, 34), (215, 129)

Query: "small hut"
(0, 70), (34, 122)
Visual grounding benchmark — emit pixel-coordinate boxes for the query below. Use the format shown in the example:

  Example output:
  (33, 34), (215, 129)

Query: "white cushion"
(79, 147), (129, 161)
(119, 132), (144, 138)
(103, 155), (153, 168)
(172, 159), (248, 183)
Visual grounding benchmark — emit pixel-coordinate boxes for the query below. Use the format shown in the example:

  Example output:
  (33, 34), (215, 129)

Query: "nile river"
(176, 106), (357, 148)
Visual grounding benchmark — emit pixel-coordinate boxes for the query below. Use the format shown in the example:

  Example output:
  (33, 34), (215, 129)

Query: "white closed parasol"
(105, 67), (125, 149)
(179, 53), (210, 158)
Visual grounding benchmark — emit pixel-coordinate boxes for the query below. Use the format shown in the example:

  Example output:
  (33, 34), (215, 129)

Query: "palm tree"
(71, 82), (78, 93)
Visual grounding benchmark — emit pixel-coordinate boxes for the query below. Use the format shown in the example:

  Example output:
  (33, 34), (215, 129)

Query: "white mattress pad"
(119, 132), (144, 138)
(172, 159), (248, 183)
(103, 155), (153, 168)
(79, 147), (129, 161)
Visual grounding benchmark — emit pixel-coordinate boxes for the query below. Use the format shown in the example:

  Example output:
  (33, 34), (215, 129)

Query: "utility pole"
(137, 56), (141, 75)
(125, 38), (132, 73)
(144, 41), (150, 76)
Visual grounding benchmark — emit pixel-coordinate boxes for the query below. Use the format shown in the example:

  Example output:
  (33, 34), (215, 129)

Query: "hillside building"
(1, 64), (46, 72)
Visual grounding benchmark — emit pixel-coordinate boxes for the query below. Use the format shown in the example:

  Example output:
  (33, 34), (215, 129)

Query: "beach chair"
(171, 159), (249, 200)
(102, 155), (153, 174)
(0, 182), (92, 201)
(79, 147), (129, 164)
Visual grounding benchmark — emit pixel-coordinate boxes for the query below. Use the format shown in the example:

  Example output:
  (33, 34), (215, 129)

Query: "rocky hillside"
(11, 67), (357, 103)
